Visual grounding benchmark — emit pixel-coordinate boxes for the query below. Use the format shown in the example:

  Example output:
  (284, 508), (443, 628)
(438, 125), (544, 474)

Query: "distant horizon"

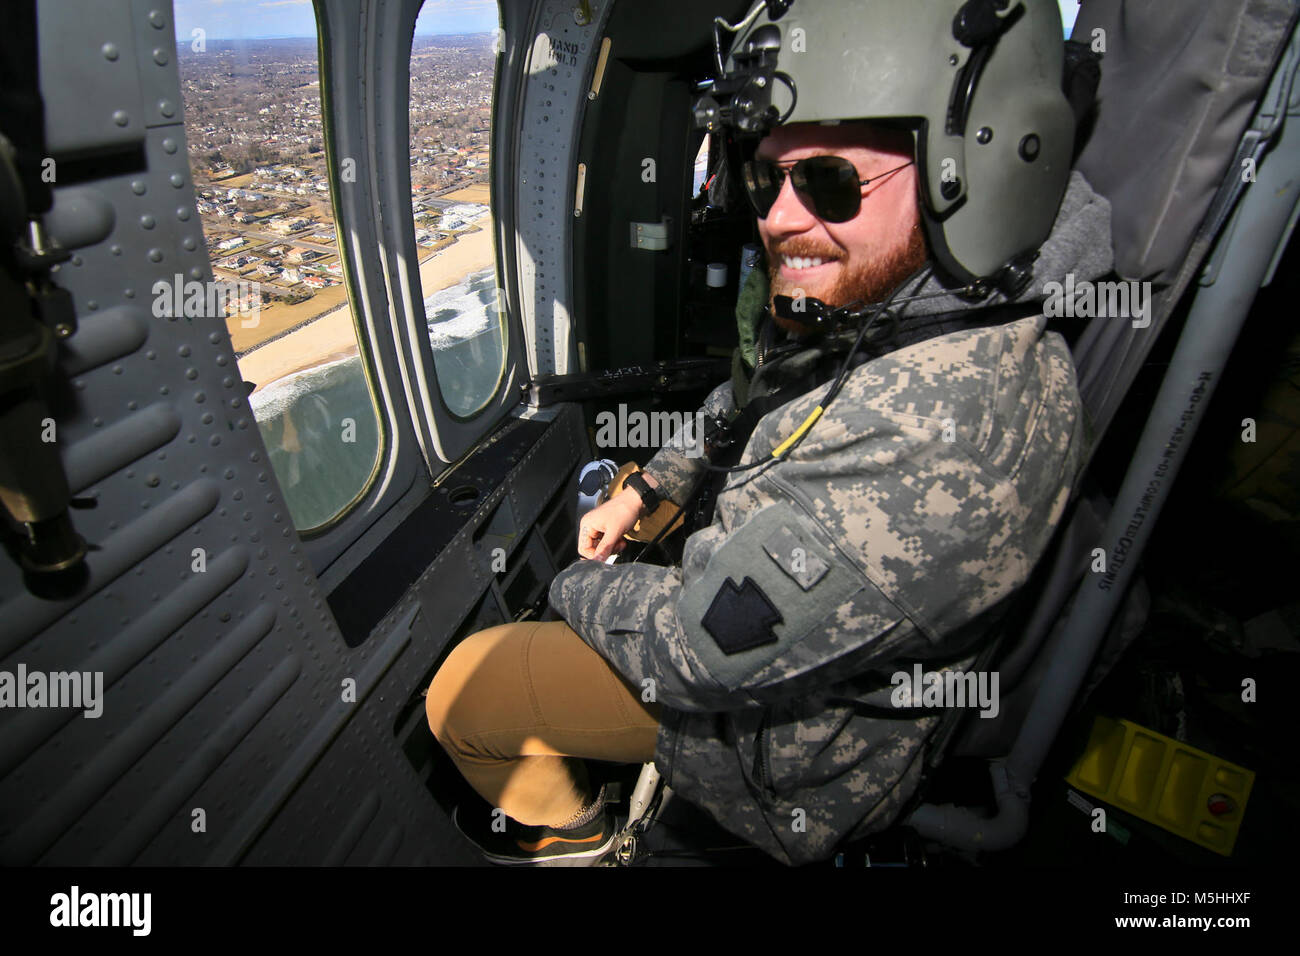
(173, 0), (498, 42)
(175, 31), (494, 41)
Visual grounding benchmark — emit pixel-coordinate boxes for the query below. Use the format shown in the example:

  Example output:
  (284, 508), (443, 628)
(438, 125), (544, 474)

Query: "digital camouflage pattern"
(549, 173), (1113, 865)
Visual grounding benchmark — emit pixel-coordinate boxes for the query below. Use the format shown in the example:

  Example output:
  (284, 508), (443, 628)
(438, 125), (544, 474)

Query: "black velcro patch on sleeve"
(701, 576), (784, 655)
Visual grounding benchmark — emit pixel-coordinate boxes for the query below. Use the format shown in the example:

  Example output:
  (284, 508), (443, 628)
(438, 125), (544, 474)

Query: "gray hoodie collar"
(904, 169), (1115, 318)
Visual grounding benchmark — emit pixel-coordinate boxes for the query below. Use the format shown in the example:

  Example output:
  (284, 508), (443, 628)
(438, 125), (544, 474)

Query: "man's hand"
(578, 488), (644, 561)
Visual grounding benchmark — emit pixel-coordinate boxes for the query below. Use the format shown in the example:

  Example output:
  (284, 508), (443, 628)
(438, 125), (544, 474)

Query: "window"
(1058, 0), (1081, 37)
(692, 134), (711, 199)
(173, 0), (383, 531)
(409, 2), (506, 418)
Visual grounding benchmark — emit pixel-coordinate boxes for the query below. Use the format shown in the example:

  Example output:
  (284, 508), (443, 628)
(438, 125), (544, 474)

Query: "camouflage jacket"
(549, 172), (1112, 865)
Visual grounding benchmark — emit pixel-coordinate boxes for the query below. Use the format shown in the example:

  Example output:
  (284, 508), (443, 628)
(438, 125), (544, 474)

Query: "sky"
(172, 0), (498, 40)
(1059, 0), (1081, 37)
(173, 1), (1080, 42)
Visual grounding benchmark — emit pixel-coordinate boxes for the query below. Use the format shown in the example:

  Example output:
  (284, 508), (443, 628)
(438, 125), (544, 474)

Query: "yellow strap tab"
(771, 405), (824, 459)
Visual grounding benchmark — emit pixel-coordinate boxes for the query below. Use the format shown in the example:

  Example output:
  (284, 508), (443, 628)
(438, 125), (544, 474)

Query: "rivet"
(113, 110), (129, 127)
(1018, 133), (1041, 162)
(102, 43), (120, 61)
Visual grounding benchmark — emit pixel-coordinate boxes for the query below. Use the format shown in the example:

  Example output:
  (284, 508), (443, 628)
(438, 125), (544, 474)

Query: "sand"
(237, 305), (361, 394)
(225, 283), (350, 354)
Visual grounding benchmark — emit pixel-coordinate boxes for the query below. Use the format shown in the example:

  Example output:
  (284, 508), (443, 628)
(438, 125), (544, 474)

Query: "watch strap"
(624, 470), (661, 515)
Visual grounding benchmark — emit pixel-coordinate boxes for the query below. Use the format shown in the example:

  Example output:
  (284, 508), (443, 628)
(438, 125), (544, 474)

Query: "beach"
(233, 216), (496, 394)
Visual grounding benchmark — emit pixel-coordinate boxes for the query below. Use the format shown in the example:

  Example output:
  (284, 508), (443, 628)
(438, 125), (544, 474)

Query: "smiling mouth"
(780, 254), (839, 271)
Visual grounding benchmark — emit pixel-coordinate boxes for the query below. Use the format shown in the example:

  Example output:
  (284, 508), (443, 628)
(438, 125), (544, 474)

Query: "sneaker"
(451, 803), (618, 866)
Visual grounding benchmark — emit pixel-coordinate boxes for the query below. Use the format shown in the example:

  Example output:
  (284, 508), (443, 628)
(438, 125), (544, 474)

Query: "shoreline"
(236, 216), (496, 394)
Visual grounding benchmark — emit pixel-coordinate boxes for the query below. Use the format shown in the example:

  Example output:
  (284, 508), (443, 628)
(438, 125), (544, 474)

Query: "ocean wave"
(424, 264), (500, 349)
(249, 353), (361, 421)
(247, 263), (501, 417)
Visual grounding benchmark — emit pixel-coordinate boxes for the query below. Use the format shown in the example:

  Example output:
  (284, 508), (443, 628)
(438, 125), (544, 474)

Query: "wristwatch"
(623, 470), (661, 517)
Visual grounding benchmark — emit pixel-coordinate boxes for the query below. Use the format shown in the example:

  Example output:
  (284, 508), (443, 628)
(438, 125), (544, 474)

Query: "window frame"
(370, 0), (528, 479)
(282, 0), (437, 573)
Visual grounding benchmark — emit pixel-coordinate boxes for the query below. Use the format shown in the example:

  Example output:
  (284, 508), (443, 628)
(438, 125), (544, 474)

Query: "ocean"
(248, 264), (505, 528)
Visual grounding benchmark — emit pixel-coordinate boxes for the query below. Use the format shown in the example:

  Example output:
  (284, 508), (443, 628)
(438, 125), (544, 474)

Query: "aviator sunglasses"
(741, 155), (915, 223)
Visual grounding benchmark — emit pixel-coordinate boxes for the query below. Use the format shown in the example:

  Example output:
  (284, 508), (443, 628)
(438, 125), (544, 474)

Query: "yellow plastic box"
(1066, 716), (1254, 856)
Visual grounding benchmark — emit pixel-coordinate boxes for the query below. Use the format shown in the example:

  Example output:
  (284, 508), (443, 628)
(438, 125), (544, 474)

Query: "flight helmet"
(693, 0), (1077, 295)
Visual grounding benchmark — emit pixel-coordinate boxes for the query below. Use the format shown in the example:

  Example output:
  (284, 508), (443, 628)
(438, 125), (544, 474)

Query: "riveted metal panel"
(515, 0), (614, 376)
(1, 0), (400, 867)
(2, 0), (589, 867)
(38, 0), (147, 157)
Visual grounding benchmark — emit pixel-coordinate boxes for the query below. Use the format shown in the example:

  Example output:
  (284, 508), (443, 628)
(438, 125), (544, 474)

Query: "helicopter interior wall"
(568, 2), (758, 470)
(0, 0), (601, 866)
(573, 64), (696, 373)
(569, 2), (751, 371)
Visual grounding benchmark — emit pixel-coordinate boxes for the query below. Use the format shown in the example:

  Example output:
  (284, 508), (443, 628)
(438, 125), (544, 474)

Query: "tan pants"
(424, 620), (663, 827)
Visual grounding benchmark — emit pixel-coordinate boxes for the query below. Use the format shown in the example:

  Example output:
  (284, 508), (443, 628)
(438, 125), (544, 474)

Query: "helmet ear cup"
(941, 10), (1075, 281)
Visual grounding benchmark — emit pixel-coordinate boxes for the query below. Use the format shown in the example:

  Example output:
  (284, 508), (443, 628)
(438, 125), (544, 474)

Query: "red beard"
(767, 226), (928, 333)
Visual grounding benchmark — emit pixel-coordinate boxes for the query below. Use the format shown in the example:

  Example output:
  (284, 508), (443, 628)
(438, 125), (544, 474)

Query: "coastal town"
(177, 33), (497, 359)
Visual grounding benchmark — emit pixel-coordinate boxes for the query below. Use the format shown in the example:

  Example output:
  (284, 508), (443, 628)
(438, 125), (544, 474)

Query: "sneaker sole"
(480, 828), (618, 867)
(452, 806), (620, 867)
